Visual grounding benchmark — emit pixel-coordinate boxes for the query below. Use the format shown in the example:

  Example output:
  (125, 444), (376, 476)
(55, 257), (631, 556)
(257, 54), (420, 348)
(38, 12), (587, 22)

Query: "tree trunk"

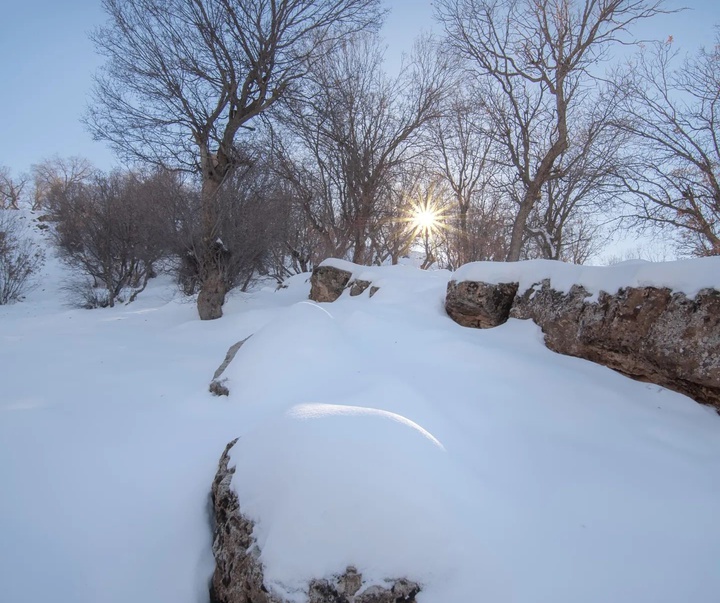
(352, 218), (368, 264)
(506, 194), (536, 262)
(197, 176), (226, 320)
(458, 202), (469, 265)
(198, 271), (227, 320)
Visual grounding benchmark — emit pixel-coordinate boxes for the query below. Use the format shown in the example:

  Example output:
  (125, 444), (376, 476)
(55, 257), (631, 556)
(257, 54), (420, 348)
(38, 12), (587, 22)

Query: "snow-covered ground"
(1, 217), (719, 603)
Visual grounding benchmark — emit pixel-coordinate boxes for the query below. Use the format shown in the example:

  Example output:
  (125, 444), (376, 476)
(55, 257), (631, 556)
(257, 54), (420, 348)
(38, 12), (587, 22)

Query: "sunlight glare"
(412, 207), (439, 231)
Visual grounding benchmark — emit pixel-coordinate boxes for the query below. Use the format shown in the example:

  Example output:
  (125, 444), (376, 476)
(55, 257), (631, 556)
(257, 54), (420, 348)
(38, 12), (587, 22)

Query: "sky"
(0, 0), (717, 178)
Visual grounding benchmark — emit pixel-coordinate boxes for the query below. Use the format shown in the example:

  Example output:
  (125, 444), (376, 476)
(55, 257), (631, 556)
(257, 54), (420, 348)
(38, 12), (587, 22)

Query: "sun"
(411, 206), (440, 232)
(406, 198), (447, 237)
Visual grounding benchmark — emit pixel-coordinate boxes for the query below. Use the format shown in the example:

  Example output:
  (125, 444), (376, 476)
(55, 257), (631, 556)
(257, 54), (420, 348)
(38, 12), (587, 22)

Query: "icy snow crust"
(448, 256), (720, 300)
(2, 233), (720, 603)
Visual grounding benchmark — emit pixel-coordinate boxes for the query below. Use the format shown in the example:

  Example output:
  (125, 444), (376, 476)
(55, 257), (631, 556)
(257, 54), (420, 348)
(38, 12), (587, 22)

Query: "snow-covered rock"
(445, 280), (518, 328)
(210, 428), (424, 603)
(309, 265), (352, 302)
(310, 257), (720, 408)
(444, 258), (720, 410)
(511, 281), (720, 411)
(309, 262), (383, 302)
(452, 256), (720, 301)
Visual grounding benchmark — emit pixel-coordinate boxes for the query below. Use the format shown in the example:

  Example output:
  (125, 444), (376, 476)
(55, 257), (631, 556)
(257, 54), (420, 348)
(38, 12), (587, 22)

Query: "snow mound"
(229, 402), (466, 597)
(453, 257), (720, 300)
(318, 258), (452, 302)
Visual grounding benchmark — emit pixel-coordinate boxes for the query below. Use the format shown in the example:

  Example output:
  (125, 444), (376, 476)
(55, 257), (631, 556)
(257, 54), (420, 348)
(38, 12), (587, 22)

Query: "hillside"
(1, 219), (719, 603)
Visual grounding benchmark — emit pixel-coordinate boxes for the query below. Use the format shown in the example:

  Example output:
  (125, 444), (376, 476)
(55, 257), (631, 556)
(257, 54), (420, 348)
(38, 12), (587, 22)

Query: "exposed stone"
(214, 337), (252, 380)
(209, 336), (253, 397)
(349, 280), (371, 297)
(369, 286), (380, 298)
(210, 439), (280, 603)
(445, 280), (519, 328)
(337, 567), (363, 598)
(308, 572), (419, 603)
(354, 580), (421, 603)
(309, 266), (352, 303)
(210, 440), (422, 603)
(209, 379), (230, 397)
(510, 280), (720, 410)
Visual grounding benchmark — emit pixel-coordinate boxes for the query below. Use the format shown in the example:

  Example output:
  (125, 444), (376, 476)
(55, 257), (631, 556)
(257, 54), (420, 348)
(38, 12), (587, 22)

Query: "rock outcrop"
(210, 439), (272, 603)
(349, 279), (372, 297)
(210, 439), (421, 603)
(445, 277), (720, 410)
(445, 280), (518, 328)
(309, 266), (378, 302)
(511, 281), (720, 410)
(309, 265), (352, 302)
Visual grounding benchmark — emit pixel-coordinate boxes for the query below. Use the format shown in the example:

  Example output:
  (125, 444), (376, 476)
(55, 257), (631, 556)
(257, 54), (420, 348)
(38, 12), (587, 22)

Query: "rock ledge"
(445, 276), (720, 410)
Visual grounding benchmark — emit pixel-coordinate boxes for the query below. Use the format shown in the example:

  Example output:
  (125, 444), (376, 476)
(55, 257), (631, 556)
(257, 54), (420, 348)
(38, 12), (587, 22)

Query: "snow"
(229, 403), (464, 599)
(453, 256), (720, 300)
(2, 231), (720, 603)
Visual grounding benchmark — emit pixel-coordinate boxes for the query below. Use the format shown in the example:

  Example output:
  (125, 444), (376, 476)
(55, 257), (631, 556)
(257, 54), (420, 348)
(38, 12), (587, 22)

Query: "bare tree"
(87, 0), (382, 319)
(613, 34), (720, 256)
(50, 170), (175, 307)
(276, 33), (450, 265)
(525, 98), (625, 261)
(31, 156), (96, 212)
(436, 0), (670, 261)
(0, 167), (28, 210)
(428, 92), (506, 265)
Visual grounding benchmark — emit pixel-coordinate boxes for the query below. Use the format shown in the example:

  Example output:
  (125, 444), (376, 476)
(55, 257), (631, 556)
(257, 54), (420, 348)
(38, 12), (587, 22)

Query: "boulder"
(210, 439), (421, 603)
(445, 280), (518, 328)
(309, 266), (352, 302)
(349, 279), (372, 297)
(510, 281), (720, 410)
(309, 266), (379, 302)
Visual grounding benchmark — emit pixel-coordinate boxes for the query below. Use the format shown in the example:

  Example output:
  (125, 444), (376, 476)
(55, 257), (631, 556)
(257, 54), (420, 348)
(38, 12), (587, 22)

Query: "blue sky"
(0, 0), (716, 176)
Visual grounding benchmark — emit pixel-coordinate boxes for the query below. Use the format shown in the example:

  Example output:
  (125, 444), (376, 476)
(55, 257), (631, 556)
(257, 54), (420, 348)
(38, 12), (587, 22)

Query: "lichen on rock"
(510, 281), (720, 410)
(445, 280), (518, 328)
(309, 266), (352, 302)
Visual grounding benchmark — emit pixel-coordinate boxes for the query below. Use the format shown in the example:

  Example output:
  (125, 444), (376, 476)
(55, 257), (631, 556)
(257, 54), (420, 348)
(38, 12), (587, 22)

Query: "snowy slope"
(1, 237), (719, 603)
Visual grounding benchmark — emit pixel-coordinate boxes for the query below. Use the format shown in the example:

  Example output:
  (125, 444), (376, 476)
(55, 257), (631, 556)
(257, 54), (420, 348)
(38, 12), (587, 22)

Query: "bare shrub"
(0, 212), (44, 304)
(61, 276), (114, 309)
(49, 170), (174, 307)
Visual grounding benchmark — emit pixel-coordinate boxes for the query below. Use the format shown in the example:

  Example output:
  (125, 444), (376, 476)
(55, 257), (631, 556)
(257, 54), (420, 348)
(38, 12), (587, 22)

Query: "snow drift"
(1, 240), (720, 603)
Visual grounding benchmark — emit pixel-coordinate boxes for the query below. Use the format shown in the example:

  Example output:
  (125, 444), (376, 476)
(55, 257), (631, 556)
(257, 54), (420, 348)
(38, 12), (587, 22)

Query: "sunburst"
(403, 198), (450, 239)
